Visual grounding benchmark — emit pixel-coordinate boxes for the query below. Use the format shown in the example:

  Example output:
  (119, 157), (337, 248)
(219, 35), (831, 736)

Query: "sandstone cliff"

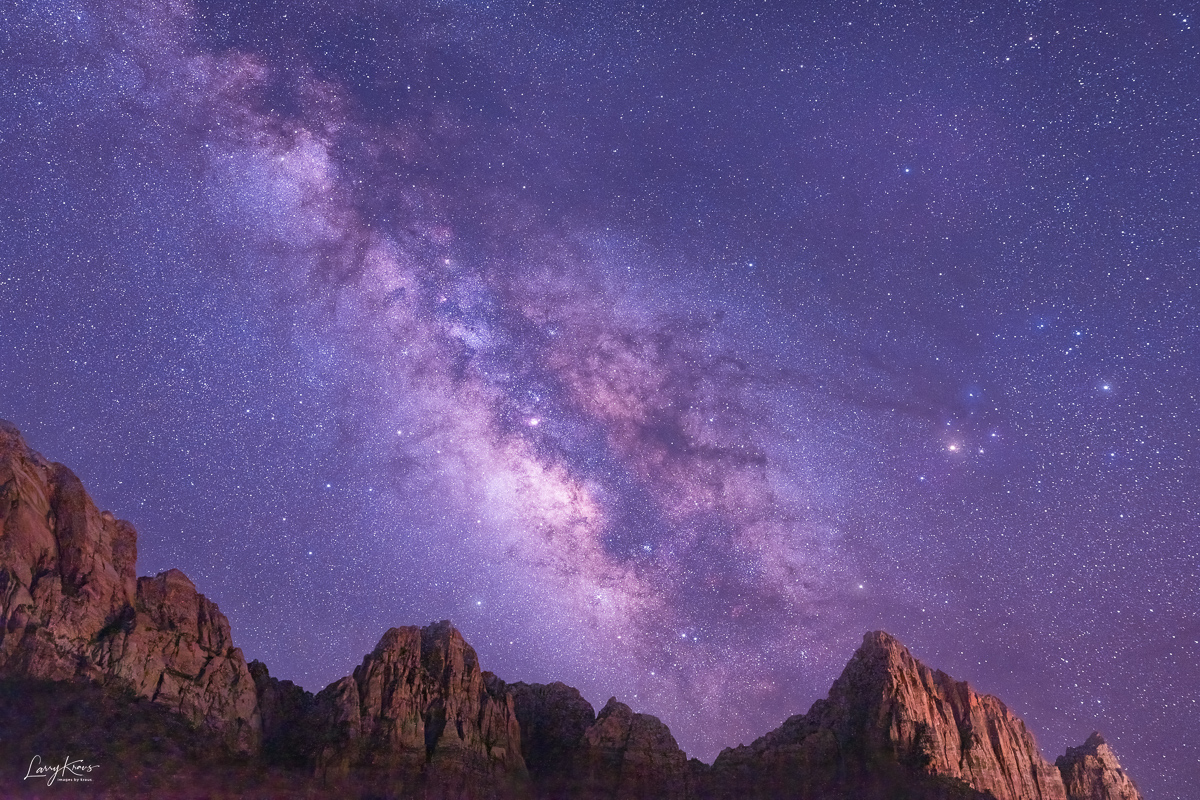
(492, 677), (695, 800)
(249, 658), (321, 768)
(578, 696), (692, 800)
(705, 632), (1144, 800)
(501, 679), (597, 797)
(311, 621), (528, 799)
(1057, 732), (1143, 800)
(0, 421), (260, 752)
(710, 631), (1067, 800)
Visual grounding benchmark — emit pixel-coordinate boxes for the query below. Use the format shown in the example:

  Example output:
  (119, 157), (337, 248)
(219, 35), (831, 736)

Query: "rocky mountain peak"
(574, 696), (689, 799)
(0, 420), (259, 751)
(1057, 731), (1143, 800)
(588, 697), (635, 741)
(856, 629), (910, 657)
(825, 630), (926, 707)
(314, 620), (528, 796)
(712, 630), (1071, 800)
(421, 618), (461, 647)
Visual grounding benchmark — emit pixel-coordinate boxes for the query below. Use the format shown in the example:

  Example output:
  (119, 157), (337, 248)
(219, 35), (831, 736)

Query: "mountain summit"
(707, 630), (1096, 799)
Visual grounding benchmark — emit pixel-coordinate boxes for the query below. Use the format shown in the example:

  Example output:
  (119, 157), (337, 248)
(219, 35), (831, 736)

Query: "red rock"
(0, 424), (137, 679)
(500, 679), (596, 798)
(314, 620), (528, 799)
(250, 659), (321, 767)
(577, 696), (690, 800)
(1057, 732), (1143, 800)
(0, 421), (1149, 800)
(495, 678), (695, 800)
(0, 421), (260, 752)
(710, 631), (1069, 800)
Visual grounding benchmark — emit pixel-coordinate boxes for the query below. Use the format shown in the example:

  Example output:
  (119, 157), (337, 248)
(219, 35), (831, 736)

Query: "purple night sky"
(2, 1), (1196, 796)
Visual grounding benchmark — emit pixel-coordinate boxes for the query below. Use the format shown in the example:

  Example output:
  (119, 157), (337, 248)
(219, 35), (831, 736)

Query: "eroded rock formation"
(500, 679), (597, 797)
(488, 677), (700, 800)
(838, 631), (1068, 799)
(703, 632), (1143, 800)
(311, 622), (528, 799)
(577, 697), (691, 800)
(249, 659), (320, 767)
(1057, 732), (1143, 800)
(0, 421), (259, 752)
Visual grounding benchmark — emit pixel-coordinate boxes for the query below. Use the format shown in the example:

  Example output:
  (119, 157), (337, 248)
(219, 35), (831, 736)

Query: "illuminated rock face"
(311, 622), (529, 799)
(705, 632), (1143, 800)
(0, 421), (260, 752)
(812, 630), (1069, 800)
(1057, 732), (1144, 800)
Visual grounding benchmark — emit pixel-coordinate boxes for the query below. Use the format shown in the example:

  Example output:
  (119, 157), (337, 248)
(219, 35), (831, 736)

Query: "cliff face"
(501, 680), (597, 797)
(486, 677), (703, 800)
(0, 421), (1147, 799)
(1057, 732), (1143, 800)
(311, 622), (529, 799)
(823, 631), (1068, 800)
(577, 696), (692, 800)
(711, 631), (1080, 800)
(0, 421), (137, 679)
(0, 421), (260, 752)
(249, 659), (321, 768)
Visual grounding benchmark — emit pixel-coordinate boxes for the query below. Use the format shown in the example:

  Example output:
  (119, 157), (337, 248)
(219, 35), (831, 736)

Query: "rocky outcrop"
(490, 678), (696, 800)
(312, 621), (528, 799)
(0, 421), (260, 752)
(577, 696), (692, 800)
(0, 421), (137, 679)
(92, 568), (261, 752)
(710, 631), (1068, 800)
(1057, 732), (1143, 800)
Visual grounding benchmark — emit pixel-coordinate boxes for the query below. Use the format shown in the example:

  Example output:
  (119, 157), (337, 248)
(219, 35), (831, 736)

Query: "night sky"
(2, 0), (1197, 796)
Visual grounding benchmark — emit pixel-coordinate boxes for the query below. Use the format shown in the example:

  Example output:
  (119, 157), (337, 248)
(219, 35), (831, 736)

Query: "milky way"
(2, 1), (1197, 797)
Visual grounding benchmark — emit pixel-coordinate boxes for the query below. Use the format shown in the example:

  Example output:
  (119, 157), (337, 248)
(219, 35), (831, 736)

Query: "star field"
(1, 1), (1197, 797)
